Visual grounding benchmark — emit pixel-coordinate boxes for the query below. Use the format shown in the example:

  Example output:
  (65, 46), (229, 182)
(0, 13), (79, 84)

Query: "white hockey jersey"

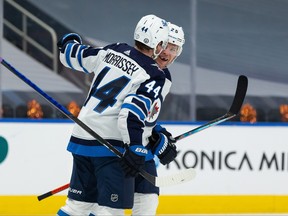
(60, 41), (172, 158)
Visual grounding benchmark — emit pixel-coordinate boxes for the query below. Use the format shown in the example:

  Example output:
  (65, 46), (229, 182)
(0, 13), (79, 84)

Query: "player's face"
(155, 43), (179, 69)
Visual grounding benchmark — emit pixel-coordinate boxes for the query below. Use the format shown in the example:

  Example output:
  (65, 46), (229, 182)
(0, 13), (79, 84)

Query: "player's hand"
(153, 124), (177, 144)
(150, 125), (177, 165)
(120, 145), (147, 177)
(57, 33), (82, 50)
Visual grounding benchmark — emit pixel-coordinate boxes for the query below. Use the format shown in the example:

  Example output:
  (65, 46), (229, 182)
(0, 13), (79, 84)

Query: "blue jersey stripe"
(67, 142), (154, 160)
(67, 142), (124, 157)
(127, 94), (151, 111)
(122, 103), (146, 121)
(78, 45), (89, 73)
(65, 43), (74, 69)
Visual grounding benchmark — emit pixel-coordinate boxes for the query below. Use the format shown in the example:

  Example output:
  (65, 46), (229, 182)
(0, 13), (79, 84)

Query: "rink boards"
(0, 120), (288, 215)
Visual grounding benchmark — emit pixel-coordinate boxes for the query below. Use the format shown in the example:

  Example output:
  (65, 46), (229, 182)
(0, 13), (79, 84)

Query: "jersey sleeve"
(59, 41), (103, 73)
(118, 71), (167, 146)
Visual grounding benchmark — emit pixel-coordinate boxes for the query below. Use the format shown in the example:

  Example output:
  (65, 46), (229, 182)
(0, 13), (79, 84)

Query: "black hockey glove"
(120, 145), (147, 177)
(149, 125), (177, 165)
(57, 33), (82, 50)
(153, 124), (177, 144)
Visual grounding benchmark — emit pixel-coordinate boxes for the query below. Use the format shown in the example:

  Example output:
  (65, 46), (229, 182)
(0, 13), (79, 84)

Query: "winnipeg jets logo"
(148, 102), (159, 120)
(145, 98), (162, 125)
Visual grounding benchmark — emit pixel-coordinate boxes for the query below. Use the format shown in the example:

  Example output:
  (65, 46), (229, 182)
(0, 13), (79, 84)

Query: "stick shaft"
(175, 113), (235, 141)
(37, 183), (70, 201)
(175, 75), (248, 141)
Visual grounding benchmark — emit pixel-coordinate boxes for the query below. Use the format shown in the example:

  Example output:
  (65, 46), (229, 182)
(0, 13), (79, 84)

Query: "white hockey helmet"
(134, 14), (169, 59)
(168, 22), (185, 56)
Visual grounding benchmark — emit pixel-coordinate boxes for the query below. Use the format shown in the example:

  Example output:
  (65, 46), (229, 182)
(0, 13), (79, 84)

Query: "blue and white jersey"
(60, 42), (172, 158)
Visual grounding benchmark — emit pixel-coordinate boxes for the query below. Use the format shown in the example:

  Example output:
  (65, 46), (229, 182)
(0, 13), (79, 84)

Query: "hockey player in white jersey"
(131, 22), (185, 215)
(56, 14), (179, 216)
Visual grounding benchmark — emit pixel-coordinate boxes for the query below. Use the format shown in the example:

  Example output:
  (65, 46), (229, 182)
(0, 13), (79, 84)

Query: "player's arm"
(145, 68), (177, 165)
(118, 77), (161, 176)
(118, 94), (149, 176)
(57, 33), (102, 73)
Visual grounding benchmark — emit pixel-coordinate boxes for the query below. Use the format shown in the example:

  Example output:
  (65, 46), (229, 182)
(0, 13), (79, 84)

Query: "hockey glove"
(57, 33), (82, 50)
(153, 124), (177, 144)
(120, 145), (147, 177)
(150, 126), (177, 165)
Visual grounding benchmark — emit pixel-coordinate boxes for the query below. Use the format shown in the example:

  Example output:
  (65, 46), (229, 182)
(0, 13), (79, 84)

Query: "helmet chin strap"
(152, 48), (163, 60)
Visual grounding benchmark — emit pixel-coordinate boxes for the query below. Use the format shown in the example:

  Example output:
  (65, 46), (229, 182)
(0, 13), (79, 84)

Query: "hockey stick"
(38, 168), (194, 201)
(37, 183), (70, 201)
(174, 75), (248, 141)
(0, 57), (196, 191)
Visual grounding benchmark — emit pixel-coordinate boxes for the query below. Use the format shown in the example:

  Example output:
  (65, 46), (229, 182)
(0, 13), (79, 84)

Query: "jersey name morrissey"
(103, 50), (139, 76)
